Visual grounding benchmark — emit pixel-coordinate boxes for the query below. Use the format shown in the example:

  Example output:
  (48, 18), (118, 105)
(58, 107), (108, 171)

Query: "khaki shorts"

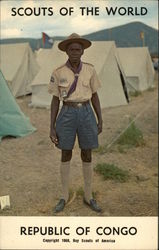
(55, 103), (98, 150)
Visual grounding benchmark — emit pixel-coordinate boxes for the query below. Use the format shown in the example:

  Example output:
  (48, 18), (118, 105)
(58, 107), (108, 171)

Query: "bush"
(117, 121), (145, 147)
(94, 163), (129, 182)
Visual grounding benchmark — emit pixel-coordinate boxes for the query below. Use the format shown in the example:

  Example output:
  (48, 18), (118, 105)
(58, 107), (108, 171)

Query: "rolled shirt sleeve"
(90, 68), (101, 93)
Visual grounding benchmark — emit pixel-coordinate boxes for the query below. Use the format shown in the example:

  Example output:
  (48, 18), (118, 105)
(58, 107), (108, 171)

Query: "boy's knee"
(61, 150), (72, 162)
(81, 149), (92, 162)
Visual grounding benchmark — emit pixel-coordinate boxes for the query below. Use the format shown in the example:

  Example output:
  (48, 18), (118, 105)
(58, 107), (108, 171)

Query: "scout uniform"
(49, 33), (102, 213)
(48, 62), (101, 150)
(49, 62), (100, 103)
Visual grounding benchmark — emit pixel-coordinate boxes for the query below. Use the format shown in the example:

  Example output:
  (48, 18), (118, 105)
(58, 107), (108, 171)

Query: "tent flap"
(0, 71), (36, 141)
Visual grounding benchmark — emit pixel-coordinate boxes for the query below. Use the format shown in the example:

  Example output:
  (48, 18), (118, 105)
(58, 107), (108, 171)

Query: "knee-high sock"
(60, 161), (70, 202)
(82, 162), (93, 203)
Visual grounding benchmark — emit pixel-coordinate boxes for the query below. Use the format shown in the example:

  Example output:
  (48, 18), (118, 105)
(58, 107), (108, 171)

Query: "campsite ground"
(0, 72), (158, 216)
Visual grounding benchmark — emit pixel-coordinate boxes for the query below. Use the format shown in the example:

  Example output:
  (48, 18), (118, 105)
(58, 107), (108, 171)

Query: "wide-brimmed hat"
(58, 33), (91, 52)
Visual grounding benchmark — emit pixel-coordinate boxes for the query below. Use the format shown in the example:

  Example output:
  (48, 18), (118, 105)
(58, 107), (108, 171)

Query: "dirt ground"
(0, 73), (158, 217)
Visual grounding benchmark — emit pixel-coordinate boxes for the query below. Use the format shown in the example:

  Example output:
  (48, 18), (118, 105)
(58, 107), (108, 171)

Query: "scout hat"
(58, 33), (91, 51)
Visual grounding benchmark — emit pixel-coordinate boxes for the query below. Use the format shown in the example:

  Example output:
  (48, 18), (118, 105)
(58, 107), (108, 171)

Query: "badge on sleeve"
(50, 76), (55, 84)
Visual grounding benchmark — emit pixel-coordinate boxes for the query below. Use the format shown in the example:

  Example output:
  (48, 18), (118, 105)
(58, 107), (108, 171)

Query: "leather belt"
(63, 100), (89, 108)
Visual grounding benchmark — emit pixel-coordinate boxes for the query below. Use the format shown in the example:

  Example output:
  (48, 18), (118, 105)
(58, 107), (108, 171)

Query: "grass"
(93, 145), (110, 154)
(116, 121), (145, 147)
(76, 187), (97, 199)
(129, 90), (142, 97)
(76, 187), (84, 197)
(117, 144), (132, 153)
(93, 120), (145, 155)
(94, 163), (129, 182)
(147, 86), (155, 92)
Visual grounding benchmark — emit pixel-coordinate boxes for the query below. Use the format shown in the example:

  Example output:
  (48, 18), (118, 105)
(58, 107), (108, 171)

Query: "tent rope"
(106, 95), (157, 150)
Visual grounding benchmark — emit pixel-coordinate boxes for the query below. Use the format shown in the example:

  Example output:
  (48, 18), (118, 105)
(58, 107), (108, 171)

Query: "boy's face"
(66, 43), (84, 64)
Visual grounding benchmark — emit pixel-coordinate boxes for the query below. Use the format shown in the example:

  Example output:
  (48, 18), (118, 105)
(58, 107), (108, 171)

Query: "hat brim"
(58, 38), (91, 52)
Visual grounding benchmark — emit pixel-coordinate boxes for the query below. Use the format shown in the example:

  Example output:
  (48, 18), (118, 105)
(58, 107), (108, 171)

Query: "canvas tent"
(82, 41), (129, 108)
(31, 46), (65, 108)
(0, 70), (36, 141)
(31, 41), (128, 108)
(30, 48), (55, 107)
(117, 47), (155, 92)
(0, 43), (39, 97)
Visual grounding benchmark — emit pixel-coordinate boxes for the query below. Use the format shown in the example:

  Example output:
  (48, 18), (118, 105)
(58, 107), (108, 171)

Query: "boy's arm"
(50, 95), (60, 145)
(91, 92), (103, 134)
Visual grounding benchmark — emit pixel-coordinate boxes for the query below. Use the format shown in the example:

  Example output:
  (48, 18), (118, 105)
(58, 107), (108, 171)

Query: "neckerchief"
(65, 60), (82, 98)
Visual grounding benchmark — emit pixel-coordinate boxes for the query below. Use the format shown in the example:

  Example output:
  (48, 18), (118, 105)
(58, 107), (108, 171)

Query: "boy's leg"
(81, 149), (93, 203)
(54, 150), (72, 213)
(81, 149), (101, 212)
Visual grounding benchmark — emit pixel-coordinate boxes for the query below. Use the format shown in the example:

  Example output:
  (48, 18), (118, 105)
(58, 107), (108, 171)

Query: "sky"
(0, 0), (158, 39)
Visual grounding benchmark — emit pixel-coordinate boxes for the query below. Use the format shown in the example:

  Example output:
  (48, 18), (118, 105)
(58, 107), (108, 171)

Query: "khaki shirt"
(48, 62), (101, 102)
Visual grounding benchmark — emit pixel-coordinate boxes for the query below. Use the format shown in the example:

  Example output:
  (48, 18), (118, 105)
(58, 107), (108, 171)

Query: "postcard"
(0, 0), (158, 249)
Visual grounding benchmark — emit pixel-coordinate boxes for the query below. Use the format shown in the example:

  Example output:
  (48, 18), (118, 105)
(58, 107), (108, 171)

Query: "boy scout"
(49, 33), (103, 213)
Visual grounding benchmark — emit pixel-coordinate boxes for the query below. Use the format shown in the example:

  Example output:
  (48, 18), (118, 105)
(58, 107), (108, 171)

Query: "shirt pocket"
(81, 74), (91, 87)
(81, 76), (91, 94)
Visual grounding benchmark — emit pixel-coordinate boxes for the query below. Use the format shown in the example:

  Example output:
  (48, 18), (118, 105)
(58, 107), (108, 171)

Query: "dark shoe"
(54, 199), (65, 213)
(84, 198), (102, 212)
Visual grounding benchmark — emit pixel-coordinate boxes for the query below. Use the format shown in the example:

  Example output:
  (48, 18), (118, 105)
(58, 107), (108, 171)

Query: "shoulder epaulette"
(82, 62), (94, 67)
(55, 63), (66, 71)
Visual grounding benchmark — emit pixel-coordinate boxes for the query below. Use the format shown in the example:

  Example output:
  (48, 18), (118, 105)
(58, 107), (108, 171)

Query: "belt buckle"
(77, 103), (82, 107)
